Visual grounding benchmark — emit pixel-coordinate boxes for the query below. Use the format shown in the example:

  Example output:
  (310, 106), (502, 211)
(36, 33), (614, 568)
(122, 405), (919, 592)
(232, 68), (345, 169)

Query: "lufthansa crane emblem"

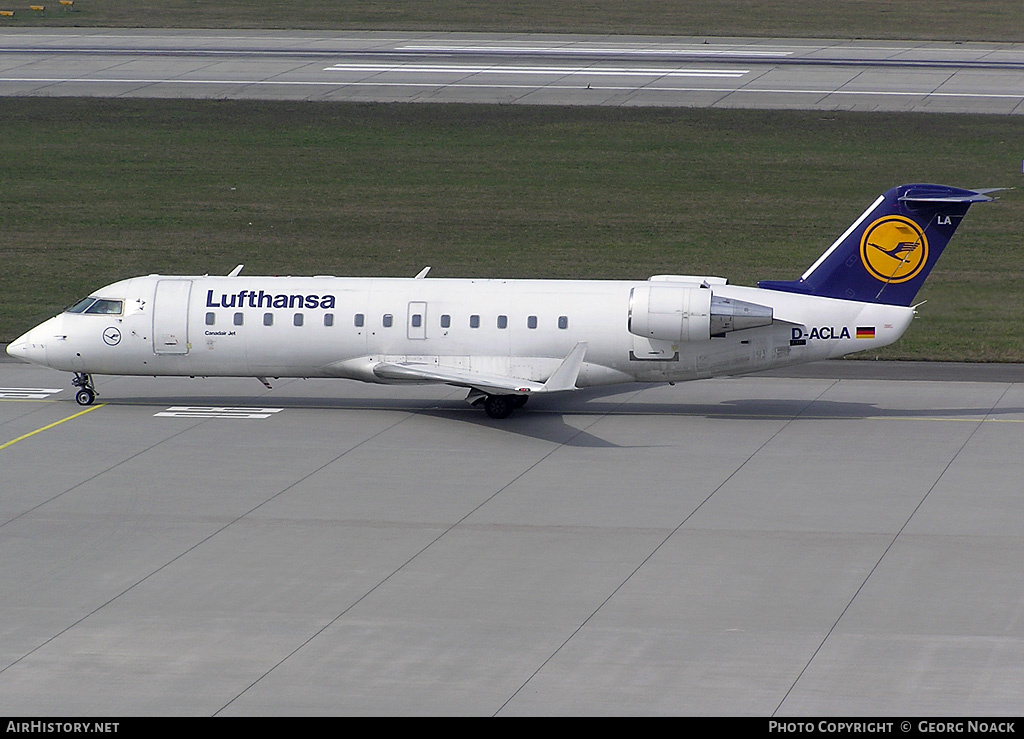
(102, 327), (122, 346)
(859, 215), (929, 284)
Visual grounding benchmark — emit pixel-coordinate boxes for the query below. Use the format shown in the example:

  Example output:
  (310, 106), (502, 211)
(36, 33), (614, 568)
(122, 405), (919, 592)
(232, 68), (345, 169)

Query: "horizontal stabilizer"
(898, 186), (1000, 204)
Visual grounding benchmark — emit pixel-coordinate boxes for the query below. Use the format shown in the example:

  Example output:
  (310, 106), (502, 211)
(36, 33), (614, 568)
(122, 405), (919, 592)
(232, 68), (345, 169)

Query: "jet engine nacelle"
(628, 285), (773, 342)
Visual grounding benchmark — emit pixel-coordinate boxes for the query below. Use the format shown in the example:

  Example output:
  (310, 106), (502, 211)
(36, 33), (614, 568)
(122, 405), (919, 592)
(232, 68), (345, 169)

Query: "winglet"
(542, 342), (587, 392)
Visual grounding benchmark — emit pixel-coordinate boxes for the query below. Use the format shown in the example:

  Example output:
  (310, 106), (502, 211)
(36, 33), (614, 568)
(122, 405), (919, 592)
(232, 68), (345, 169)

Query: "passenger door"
(152, 279), (193, 354)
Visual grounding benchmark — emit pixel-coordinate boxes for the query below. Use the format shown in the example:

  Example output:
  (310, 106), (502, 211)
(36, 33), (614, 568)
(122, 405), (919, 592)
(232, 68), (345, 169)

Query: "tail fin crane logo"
(859, 216), (929, 284)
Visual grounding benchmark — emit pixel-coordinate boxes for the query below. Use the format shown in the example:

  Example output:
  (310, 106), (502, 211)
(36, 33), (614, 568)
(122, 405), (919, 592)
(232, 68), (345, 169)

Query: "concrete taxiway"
(2, 354), (1023, 715)
(2, 29), (1023, 112)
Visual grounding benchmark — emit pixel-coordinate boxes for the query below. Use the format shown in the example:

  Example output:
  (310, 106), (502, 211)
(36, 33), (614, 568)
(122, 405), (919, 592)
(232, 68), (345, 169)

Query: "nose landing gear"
(72, 373), (97, 406)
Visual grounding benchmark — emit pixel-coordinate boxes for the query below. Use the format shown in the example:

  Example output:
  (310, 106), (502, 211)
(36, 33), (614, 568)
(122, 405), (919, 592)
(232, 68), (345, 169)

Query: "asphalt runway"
(1, 29), (1023, 112)
(2, 355), (1023, 715)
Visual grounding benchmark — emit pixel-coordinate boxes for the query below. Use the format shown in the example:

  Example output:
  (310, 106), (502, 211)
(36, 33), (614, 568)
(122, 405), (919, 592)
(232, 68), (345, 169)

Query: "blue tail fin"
(759, 184), (995, 306)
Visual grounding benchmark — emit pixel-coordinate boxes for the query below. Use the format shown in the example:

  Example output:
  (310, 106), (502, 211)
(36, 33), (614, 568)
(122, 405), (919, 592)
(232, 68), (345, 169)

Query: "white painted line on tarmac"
(0, 387), (63, 399)
(399, 44), (792, 57)
(322, 63), (750, 78)
(155, 406), (284, 419)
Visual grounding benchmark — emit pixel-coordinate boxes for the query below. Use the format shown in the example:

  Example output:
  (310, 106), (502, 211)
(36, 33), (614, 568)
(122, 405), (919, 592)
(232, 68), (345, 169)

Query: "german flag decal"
(856, 326), (876, 339)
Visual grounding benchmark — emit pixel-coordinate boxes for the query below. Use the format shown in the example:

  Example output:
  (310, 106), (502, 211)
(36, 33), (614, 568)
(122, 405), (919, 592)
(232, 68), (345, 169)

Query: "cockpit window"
(84, 299), (123, 315)
(65, 297), (97, 314)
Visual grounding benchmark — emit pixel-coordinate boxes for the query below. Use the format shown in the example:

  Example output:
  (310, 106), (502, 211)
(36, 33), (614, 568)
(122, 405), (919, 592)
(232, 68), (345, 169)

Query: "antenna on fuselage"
(228, 264), (244, 277)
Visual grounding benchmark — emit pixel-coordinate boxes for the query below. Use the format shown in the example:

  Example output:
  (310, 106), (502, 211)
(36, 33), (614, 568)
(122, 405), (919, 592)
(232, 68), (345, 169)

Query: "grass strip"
(8, 1), (1024, 43)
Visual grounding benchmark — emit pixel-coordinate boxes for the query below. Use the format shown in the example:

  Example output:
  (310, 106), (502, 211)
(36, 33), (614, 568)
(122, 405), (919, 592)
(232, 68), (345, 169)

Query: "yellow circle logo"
(860, 216), (928, 284)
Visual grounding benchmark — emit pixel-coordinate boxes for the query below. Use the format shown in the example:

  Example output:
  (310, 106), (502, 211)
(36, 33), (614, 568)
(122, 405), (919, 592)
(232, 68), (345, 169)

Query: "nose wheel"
(72, 373), (97, 405)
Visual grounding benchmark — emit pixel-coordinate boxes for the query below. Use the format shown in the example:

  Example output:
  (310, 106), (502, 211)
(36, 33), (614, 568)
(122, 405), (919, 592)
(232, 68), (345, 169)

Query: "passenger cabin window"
(383, 314), (393, 328)
(440, 314), (451, 329)
(233, 312), (244, 326)
(354, 313), (365, 327)
(497, 315), (508, 329)
(411, 314), (422, 328)
(324, 313), (334, 327)
(558, 316), (569, 329)
(528, 315), (538, 329)
(263, 313), (274, 326)
(206, 312), (216, 326)
(294, 313), (304, 327)
(470, 315), (480, 329)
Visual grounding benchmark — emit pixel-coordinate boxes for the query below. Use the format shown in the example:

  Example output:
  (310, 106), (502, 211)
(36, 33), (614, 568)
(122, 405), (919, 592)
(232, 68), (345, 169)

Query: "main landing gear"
(72, 373), (97, 406)
(480, 394), (528, 419)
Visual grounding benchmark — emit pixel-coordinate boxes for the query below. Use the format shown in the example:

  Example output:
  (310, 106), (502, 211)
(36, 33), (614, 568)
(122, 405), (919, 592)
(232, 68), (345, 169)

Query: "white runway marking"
(155, 406), (284, 419)
(398, 44), (793, 58)
(322, 63), (750, 78)
(0, 387), (63, 399)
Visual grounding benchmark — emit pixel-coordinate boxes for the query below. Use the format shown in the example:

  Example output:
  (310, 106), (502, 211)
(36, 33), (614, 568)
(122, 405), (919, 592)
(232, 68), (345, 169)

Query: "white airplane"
(7, 184), (995, 418)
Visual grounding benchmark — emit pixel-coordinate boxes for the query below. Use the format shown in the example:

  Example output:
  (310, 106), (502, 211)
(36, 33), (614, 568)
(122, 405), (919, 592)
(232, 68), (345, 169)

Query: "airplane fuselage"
(8, 185), (992, 417)
(14, 273), (912, 386)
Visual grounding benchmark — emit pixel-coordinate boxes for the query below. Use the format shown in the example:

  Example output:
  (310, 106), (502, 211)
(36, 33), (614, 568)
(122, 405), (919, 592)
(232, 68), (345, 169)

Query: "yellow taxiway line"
(0, 404), (105, 451)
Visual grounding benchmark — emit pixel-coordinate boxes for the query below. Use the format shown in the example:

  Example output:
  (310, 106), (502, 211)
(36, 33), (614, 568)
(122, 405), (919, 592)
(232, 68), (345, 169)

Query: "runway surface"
(2, 29), (1024, 112)
(2, 355), (1023, 715)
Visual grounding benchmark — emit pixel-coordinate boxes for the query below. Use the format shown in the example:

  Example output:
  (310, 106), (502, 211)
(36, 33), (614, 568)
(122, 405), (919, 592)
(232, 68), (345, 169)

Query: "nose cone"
(6, 316), (61, 367)
(6, 332), (32, 361)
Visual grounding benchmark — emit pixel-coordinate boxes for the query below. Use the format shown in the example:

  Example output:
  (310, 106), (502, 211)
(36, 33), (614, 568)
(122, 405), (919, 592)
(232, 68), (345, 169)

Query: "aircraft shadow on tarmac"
(424, 395), (1024, 448)
(106, 382), (1024, 450)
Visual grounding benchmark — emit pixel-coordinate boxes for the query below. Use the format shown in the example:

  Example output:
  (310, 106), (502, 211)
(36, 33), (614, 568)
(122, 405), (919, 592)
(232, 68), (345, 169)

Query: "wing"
(372, 342), (588, 396)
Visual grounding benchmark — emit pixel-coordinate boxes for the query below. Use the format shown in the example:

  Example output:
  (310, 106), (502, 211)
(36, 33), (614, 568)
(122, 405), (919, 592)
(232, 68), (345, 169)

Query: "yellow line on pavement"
(0, 404), (105, 451)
